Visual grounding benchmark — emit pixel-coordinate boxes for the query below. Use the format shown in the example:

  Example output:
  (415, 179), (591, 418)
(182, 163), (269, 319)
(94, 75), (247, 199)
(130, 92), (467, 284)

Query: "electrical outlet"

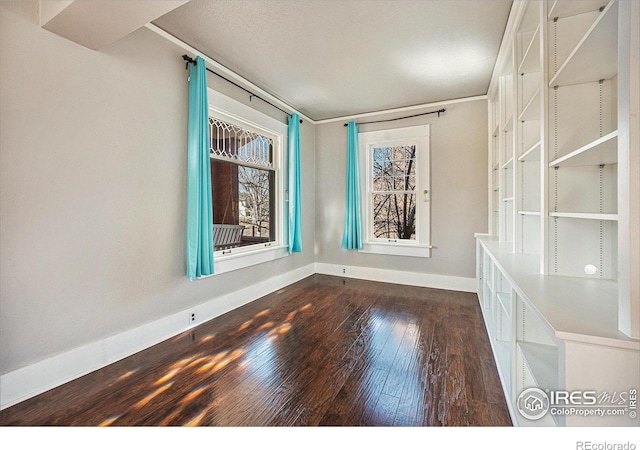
(190, 312), (196, 324)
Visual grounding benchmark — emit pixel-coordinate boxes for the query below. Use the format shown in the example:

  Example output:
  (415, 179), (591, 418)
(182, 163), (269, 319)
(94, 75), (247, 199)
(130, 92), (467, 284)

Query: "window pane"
(373, 146), (391, 164)
(394, 174), (416, 191)
(372, 147), (391, 187)
(211, 159), (275, 251)
(372, 193), (417, 240)
(392, 159), (415, 179)
(372, 145), (416, 192)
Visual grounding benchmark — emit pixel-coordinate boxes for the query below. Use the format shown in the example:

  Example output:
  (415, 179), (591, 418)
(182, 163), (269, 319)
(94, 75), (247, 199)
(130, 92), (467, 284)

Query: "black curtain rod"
(343, 108), (446, 127)
(183, 55), (302, 123)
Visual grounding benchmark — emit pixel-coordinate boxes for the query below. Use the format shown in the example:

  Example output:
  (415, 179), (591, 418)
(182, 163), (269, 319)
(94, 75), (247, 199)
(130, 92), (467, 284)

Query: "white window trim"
(358, 125), (431, 258)
(203, 88), (289, 277)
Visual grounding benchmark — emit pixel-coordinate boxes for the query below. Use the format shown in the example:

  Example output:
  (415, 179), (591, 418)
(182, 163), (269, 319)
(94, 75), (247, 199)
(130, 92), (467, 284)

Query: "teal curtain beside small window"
(342, 121), (362, 250)
(186, 56), (214, 280)
(288, 113), (302, 253)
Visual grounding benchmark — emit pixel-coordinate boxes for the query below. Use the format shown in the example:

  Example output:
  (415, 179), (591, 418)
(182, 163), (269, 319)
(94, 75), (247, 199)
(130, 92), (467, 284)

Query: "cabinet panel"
(482, 251), (495, 315)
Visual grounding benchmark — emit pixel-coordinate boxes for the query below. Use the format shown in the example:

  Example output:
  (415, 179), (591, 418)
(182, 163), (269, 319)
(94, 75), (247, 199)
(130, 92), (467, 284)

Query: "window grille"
(209, 117), (273, 169)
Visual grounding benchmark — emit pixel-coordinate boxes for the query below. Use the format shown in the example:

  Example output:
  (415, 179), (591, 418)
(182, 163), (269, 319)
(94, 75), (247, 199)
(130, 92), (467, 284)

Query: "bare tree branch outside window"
(372, 145), (417, 240)
(238, 166), (271, 237)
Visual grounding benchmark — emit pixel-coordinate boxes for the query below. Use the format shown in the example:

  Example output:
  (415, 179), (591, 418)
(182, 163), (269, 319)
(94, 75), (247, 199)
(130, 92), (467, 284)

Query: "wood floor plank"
(442, 354), (470, 426)
(273, 304), (377, 425)
(0, 274), (511, 427)
(382, 322), (419, 399)
(317, 306), (396, 426)
(421, 327), (447, 426)
(393, 326), (429, 426)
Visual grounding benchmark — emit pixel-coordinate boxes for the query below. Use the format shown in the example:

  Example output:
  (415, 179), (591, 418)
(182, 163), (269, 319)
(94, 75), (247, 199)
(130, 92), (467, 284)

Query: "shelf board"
(518, 211), (541, 216)
(550, 212), (618, 221)
(519, 342), (559, 391)
(501, 115), (514, 133)
(548, 130), (618, 167)
(548, 0), (610, 20)
(518, 140), (541, 162)
(500, 157), (514, 169)
(549, 0), (618, 87)
(518, 87), (541, 122)
(518, 24), (540, 74)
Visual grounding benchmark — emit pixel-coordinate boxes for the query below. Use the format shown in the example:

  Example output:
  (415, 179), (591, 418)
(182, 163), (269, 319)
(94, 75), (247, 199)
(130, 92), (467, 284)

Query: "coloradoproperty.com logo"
(517, 387), (638, 421)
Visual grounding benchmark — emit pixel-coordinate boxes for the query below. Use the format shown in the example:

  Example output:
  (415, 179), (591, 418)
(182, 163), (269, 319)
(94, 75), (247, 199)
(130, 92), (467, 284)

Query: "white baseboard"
(314, 262), (477, 293)
(0, 263), (315, 410)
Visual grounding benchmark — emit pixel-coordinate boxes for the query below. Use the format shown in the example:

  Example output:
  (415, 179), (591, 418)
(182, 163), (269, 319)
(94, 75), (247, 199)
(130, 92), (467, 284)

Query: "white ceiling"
(153, 0), (513, 121)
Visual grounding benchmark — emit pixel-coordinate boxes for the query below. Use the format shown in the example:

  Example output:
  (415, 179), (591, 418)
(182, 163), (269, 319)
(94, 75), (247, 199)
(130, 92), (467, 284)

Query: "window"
(206, 89), (289, 274)
(359, 125), (431, 257)
(209, 117), (276, 252)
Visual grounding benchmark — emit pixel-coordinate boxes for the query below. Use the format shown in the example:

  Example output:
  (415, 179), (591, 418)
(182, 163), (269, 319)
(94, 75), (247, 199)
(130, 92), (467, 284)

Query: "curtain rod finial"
(182, 54), (196, 69)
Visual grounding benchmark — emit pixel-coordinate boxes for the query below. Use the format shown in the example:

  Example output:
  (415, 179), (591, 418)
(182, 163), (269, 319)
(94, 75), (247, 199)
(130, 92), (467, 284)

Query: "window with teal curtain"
(342, 121), (362, 249)
(288, 113), (302, 252)
(186, 56), (214, 280)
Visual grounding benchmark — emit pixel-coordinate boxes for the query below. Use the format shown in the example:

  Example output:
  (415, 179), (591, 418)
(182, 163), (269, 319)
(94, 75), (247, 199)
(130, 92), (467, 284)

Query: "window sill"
(359, 242), (432, 258)
(197, 244), (289, 278)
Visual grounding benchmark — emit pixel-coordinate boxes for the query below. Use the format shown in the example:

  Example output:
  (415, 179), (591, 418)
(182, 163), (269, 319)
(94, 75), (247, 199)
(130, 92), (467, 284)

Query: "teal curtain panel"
(341, 121), (362, 250)
(288, 113), (303, 252)
(186, 56), (215, 280)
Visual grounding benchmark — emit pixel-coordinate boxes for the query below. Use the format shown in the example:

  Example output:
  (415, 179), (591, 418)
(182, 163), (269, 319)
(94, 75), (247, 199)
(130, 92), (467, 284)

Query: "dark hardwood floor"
(0, 274), (511, 426)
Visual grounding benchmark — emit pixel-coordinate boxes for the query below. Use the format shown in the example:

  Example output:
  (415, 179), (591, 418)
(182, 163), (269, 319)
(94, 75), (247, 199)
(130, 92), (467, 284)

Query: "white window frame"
(205, 88), (289, 276)
(359, 125), (431, 258)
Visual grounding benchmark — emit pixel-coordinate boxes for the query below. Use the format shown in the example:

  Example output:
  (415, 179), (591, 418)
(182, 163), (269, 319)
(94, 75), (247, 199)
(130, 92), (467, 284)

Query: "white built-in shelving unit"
(478, 0), (639, 427)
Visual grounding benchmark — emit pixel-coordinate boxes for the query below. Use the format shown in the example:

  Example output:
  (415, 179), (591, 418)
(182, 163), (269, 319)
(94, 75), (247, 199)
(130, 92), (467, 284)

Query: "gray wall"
(0, 1), (315, 374)
(0, 1), (487, 377)
(314, 99), (488, 278)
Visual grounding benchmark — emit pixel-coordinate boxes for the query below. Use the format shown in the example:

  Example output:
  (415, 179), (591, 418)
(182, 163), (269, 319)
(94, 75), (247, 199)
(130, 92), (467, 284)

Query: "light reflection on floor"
(99, 302), (313, 426)
(133, 382), (174, 410)
(359, 310), (425, 425)
(200, 335), (215, 343)
(116, 370), (138, 382)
